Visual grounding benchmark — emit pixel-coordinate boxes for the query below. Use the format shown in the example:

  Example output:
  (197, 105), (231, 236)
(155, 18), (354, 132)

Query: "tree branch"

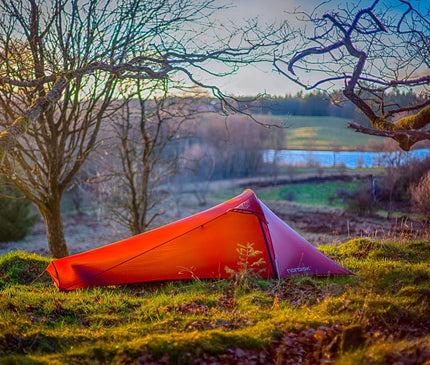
(349, 122), (430, 151)
(0, 72), (71, 164)
(277, 0), (430, 150)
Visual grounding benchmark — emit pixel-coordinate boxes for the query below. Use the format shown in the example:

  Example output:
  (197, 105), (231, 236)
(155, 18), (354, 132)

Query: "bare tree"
(0, 0), (289, 257)
(97, 81), (200, 235)
(275, 0), (430, 151)
(189, 114), (285, 179)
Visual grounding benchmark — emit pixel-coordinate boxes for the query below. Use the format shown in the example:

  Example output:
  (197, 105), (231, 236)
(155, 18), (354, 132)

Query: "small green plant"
(225, 242), (266, 287)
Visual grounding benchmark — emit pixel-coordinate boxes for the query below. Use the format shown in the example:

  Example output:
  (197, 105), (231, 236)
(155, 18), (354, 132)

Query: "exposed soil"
(267, 200), (429, 246)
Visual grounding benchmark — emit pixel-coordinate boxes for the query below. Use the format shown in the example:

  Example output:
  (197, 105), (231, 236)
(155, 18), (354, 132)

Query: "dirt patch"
(266, 200), (429, 246)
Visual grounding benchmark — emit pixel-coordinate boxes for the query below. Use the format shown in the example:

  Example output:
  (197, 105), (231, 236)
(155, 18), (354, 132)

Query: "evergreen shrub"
(0, 181), (37, 242)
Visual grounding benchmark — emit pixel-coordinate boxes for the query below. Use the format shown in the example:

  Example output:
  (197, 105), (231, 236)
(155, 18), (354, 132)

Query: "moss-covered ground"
(1, 239), (429, 364)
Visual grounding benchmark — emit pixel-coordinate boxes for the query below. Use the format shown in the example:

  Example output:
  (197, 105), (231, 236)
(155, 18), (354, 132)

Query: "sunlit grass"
(1, 239), (429, 364)
(257, 181), (364, 207)
(283, 115), (381, 150)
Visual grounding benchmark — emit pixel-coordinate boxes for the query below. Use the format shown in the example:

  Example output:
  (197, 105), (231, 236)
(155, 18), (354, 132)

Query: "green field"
(214, 180), (366, 209)
(257, 181), (364, 207)
(279, 115), (381, 150)
(1, 241), (429, 364)
(198, 113), (382, 151)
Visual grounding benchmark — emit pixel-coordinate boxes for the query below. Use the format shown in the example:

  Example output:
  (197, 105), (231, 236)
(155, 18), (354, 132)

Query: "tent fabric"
(46, 190), (352, 291)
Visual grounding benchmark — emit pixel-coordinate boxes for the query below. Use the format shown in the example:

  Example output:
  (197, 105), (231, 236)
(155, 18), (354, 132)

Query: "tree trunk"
(42, 199), (69, 258)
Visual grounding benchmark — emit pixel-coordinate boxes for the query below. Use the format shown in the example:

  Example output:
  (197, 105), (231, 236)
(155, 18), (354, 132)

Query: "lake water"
(264, 149), (430, 169)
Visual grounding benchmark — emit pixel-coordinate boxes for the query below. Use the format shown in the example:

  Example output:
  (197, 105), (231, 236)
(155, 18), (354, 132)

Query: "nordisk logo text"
(286, 266), (311, 274)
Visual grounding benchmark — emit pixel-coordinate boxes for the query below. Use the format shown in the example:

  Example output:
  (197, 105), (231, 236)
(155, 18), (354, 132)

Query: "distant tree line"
(232, 91), (425, 124)
(236, 91), (352, 118)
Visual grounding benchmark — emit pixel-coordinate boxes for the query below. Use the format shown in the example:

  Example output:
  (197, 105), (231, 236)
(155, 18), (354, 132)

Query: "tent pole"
(258, 218), (278, 279)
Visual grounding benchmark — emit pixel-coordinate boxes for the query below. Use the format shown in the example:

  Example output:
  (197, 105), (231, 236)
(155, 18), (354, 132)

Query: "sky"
(199, 0), (419, 97)
(202, 0), (304, 97)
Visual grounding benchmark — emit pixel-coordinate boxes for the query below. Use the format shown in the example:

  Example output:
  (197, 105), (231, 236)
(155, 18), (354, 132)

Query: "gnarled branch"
(0, 72), (71, 163)
(277, 0), (430, 150)
(349, 122), (430, 151)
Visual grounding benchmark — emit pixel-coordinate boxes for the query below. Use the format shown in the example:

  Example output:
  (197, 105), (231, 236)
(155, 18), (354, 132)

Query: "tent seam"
(62, 211), (233, 290)
(258, 218), (278, 279)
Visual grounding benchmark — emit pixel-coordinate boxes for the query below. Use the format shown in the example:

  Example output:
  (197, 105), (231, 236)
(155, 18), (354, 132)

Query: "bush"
(374, 156), (430, 203)
(410, 171), (430, 219)
(345, 184), (376, 216)
(328, 188), (352, 205)
(0, 182), (37, 242)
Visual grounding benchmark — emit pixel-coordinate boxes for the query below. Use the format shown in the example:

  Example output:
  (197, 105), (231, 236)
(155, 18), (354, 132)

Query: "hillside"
(280, 116), (381, 150)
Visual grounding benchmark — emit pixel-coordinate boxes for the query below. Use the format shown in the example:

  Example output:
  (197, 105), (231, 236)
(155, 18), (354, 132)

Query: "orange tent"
(46, 190), (352, 290)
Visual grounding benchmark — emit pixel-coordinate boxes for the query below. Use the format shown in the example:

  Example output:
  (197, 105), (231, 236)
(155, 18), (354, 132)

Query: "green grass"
(257, 181), (364, 207)
(1, 240), (429, 364)
(282, 115), (381, 150)
(213, 179), (365, 208)
(198, 113), (381, 150)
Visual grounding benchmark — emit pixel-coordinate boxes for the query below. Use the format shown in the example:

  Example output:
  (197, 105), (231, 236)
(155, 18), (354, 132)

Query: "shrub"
(373, 156), (430, 204)
(328, 188), (352, 205)
(0, 181), (38, 242)
(345, 184), (376, 216)
(410, 170), (430, 219)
